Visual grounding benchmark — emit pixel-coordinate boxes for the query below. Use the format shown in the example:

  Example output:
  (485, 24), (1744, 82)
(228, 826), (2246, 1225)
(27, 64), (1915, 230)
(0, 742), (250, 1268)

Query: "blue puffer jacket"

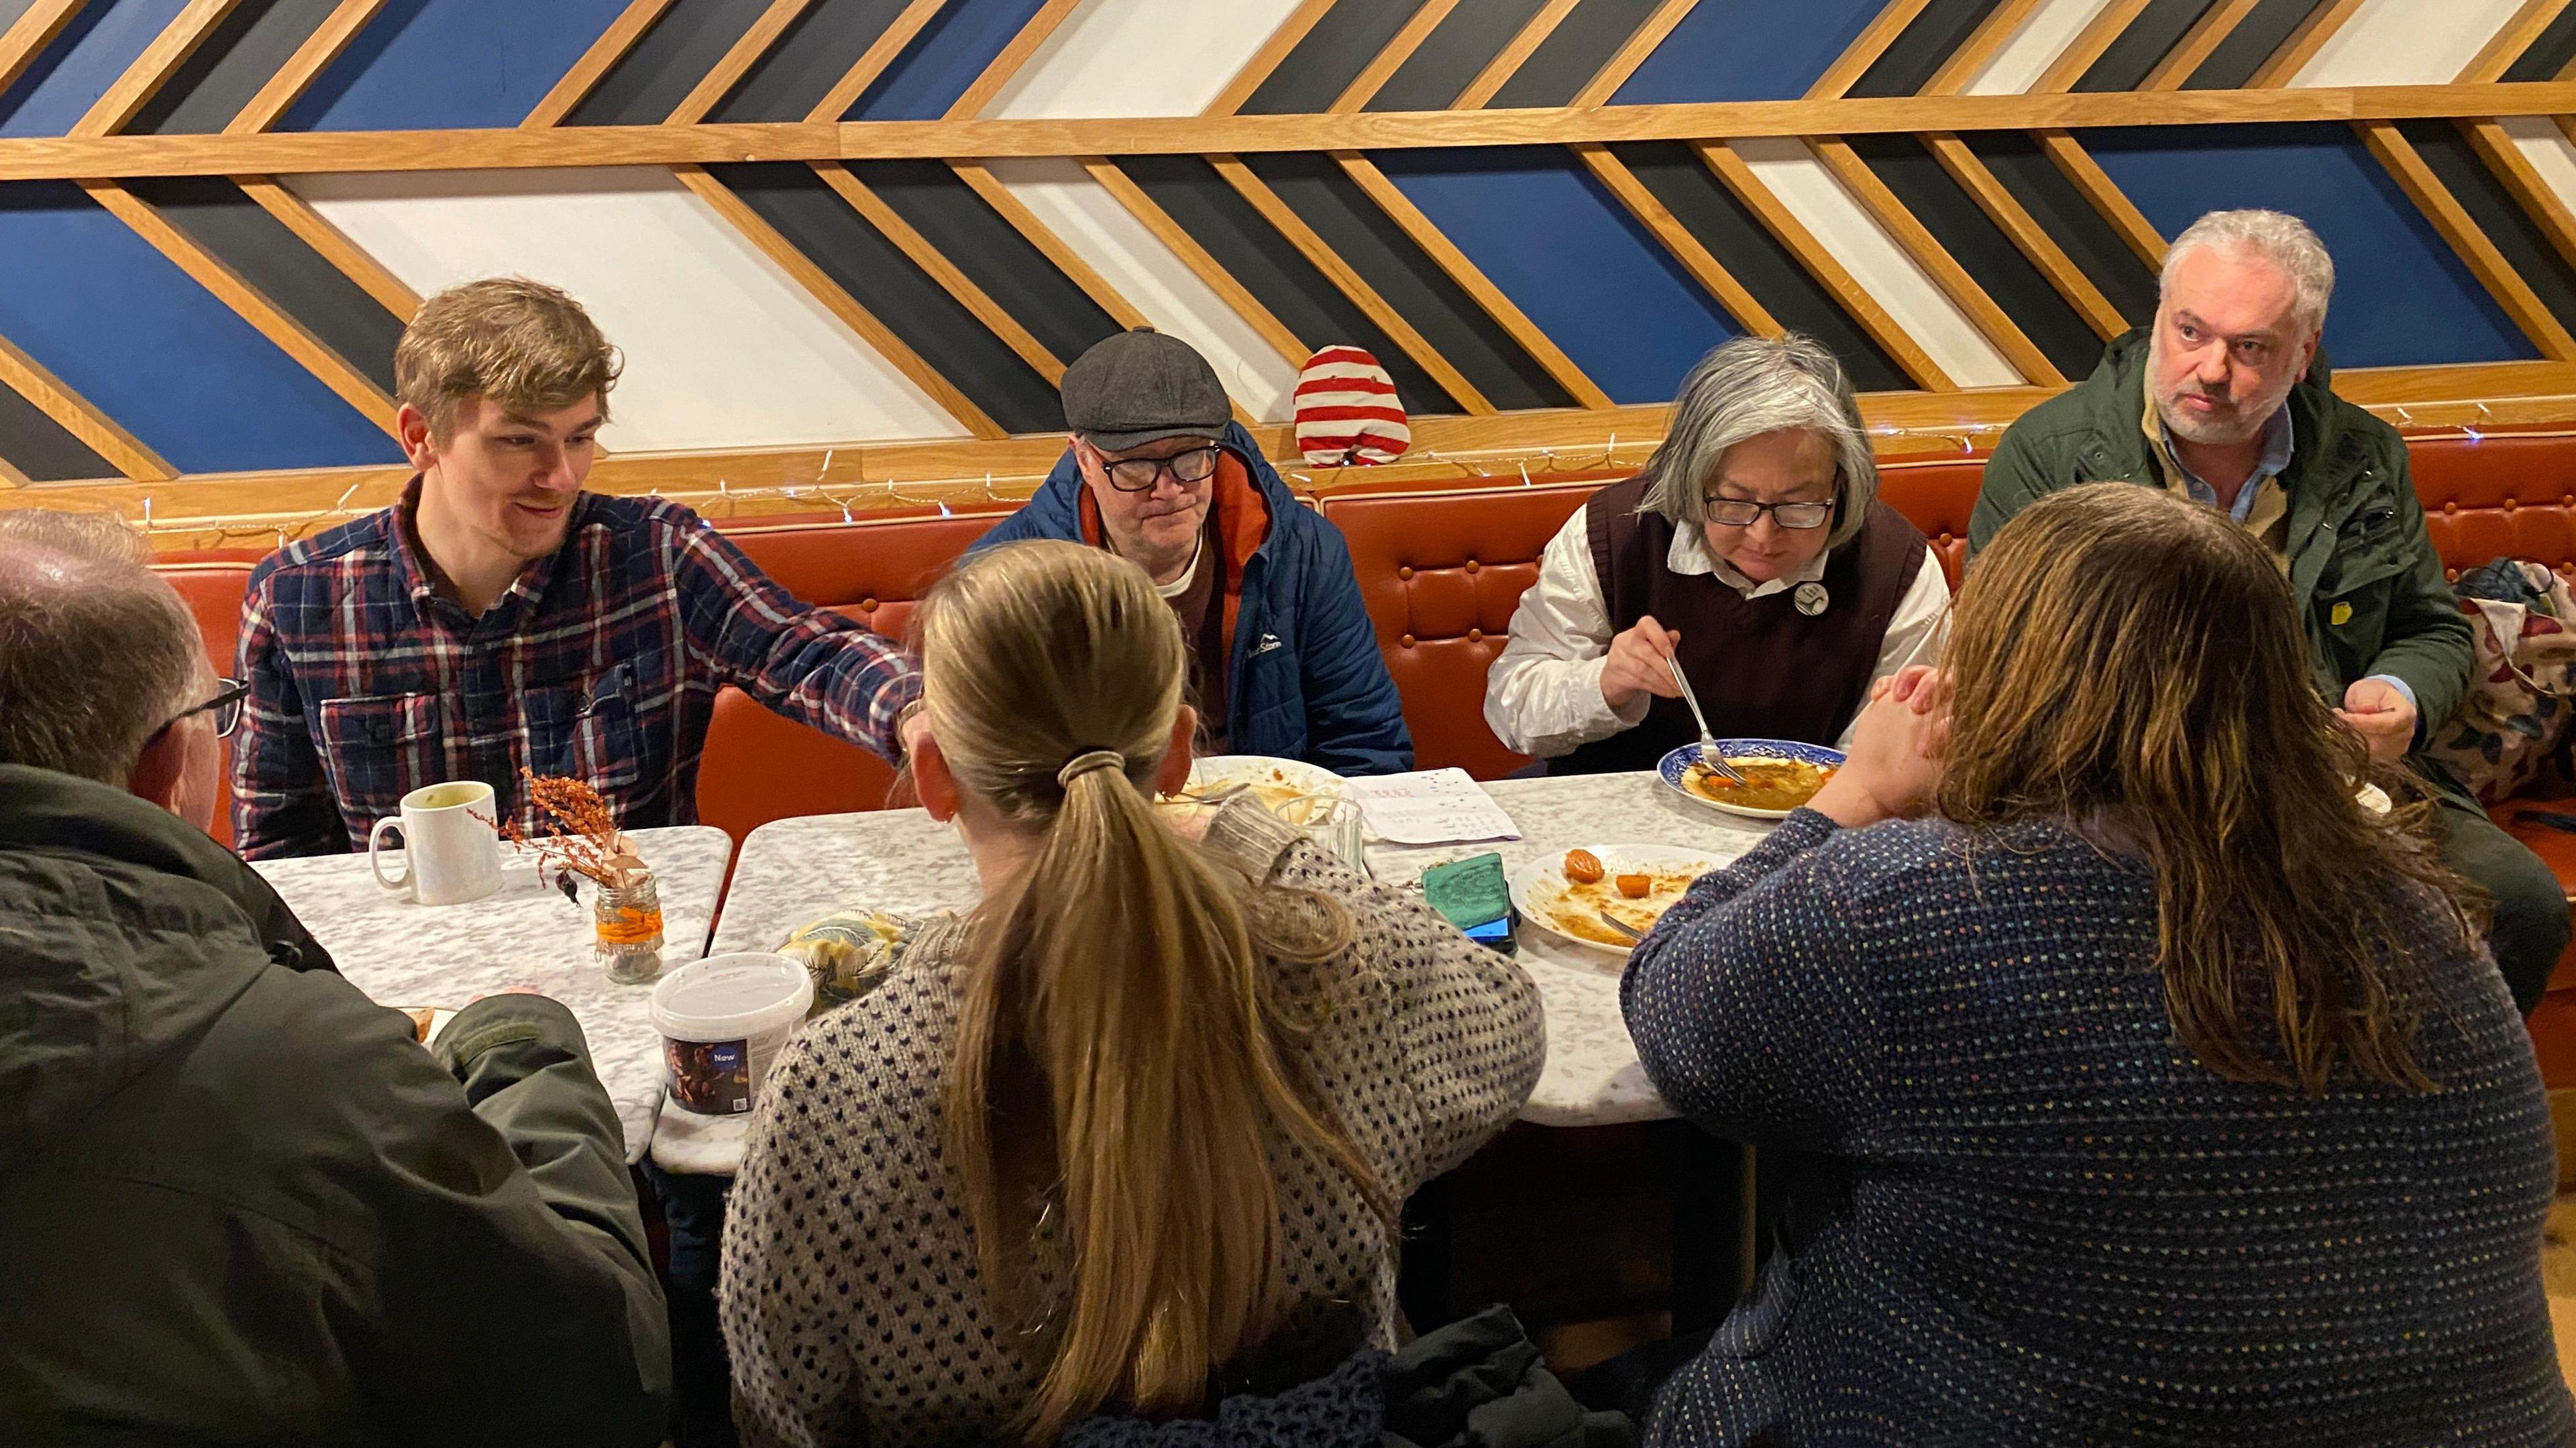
(971, 423), (1413, 777)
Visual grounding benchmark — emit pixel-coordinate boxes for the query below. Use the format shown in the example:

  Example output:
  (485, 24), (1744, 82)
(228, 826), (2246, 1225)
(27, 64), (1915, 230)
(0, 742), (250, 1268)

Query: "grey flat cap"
(1061, 327), (1228, 452)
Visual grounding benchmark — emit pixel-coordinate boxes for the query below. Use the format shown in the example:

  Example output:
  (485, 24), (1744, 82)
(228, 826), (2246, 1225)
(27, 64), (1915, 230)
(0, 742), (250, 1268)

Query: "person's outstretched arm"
(670, 514), (921, 763)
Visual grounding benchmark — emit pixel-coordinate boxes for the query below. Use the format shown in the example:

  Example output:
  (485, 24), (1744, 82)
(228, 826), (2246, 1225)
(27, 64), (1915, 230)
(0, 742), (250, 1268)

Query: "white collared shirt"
(1483, 502), (1951, 757)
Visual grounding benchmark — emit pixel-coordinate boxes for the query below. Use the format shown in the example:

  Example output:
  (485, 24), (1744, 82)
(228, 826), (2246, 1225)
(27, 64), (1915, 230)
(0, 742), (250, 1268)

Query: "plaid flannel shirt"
(232, 484), (919, 858)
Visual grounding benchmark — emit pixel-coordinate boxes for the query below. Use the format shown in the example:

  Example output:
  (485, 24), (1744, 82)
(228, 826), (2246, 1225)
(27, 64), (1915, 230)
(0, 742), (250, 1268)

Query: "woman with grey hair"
(1485, 334), (1949, 772)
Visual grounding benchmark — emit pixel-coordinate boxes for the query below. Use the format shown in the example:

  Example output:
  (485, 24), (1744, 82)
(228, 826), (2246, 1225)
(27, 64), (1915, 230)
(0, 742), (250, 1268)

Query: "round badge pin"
(1794, 581), (1829, 616)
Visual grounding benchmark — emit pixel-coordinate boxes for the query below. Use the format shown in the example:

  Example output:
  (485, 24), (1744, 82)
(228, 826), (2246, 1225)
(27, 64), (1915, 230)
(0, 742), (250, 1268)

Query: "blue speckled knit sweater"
(1623, 808), (2572, 1447)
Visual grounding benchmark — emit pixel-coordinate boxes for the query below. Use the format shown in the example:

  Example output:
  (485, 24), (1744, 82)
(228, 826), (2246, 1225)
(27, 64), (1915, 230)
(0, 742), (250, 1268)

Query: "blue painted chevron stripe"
(847, 0), (1053, 121)
(1374, 148), (1743, 406)
(1612, 0), (1886, 104)
(0, 182), (402, 471)
(2084, 123), (2536, 368)
(0, 0), (189, 137)
(283, 0), (639, 131)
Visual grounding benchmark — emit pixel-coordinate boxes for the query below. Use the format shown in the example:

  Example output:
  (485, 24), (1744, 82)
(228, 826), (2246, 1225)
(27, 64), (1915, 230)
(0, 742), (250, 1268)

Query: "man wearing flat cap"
(973, 328), (1412, 775)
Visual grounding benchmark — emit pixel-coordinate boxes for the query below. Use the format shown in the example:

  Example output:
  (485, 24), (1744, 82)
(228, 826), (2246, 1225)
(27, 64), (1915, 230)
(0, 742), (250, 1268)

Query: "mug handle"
(368, 816), (412, 894)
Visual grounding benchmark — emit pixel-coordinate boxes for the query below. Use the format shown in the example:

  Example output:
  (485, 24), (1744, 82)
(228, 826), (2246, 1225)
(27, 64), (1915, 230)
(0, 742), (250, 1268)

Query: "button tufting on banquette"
(136, 429), (2576, 1071)
(1318, 476), (1612, 783)
(694, 508), (1013, 844)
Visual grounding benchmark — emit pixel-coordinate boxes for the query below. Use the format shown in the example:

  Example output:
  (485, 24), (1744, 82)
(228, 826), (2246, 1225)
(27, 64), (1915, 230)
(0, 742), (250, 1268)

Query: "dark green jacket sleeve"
(333, 992), (672, 1444)
(2362, 447), (2473, 734)
(1969, 423), (2061, 557)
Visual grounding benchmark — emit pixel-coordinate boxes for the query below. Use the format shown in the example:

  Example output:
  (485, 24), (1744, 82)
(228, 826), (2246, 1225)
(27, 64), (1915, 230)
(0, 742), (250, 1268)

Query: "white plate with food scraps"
(1507, 844), (1727, 958)
(1181, 755), (1344, 824)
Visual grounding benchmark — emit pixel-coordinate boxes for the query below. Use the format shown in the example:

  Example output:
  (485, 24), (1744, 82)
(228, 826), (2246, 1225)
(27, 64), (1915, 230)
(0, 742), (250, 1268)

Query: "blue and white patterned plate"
(1657, 738), (1847, 820)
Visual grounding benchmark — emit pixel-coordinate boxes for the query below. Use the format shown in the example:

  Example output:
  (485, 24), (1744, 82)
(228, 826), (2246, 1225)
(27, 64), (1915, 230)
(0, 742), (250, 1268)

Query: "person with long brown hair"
(1623, 484), (2569, 1445)
(718, 539), (1544, 1447)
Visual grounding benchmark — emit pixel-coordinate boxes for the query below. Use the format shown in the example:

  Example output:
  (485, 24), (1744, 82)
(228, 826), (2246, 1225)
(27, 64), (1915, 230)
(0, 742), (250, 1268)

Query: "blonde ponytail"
(921, 541), (1393, 1443)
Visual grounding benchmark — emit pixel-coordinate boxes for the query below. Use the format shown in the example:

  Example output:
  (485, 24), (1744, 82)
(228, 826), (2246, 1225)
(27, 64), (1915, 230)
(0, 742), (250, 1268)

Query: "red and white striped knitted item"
(1293, 345), (1410, 466)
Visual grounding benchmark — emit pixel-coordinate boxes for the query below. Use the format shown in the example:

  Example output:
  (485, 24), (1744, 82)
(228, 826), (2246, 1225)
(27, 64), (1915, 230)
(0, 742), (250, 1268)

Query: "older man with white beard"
(1972, 207), (2565, 1015)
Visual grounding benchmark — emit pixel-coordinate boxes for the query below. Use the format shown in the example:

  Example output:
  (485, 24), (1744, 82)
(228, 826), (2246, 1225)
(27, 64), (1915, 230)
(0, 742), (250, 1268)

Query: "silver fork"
(1595, 909), (1644, 944)
(1666, 655), (1750, 786)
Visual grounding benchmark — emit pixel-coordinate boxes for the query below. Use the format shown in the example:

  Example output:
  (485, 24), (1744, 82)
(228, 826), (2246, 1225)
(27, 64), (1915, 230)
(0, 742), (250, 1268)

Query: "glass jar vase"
(594, 873), (665, 985)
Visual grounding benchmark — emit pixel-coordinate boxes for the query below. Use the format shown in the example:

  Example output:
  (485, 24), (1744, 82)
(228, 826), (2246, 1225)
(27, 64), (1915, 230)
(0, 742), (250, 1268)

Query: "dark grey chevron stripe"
(1488, 0), (1667, 109)
(1113, 153), (1463, 416)
(1611, 141), (1911, 394)
(132, 0), (347, 135)
(711, 162), (1064, 434)
(569, 0), (777, 127)
(1241, 0), (1432, 115)
(1246, 150), (1576, 410)
(122, 176), (405, 396)
(0, 376), (119, 481)
(1365, 0), (1552, 111)
(712, 0), (922, 123)
(845, 159), (1123, 369)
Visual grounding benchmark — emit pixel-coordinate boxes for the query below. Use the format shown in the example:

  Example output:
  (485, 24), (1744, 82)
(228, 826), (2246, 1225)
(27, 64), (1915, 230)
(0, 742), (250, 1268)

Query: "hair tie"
(1057, 748), (1125, 789)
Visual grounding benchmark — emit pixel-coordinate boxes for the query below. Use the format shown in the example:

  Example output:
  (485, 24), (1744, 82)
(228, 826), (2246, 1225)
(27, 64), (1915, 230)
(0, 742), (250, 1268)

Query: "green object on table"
(1422, 852), (1510, 932)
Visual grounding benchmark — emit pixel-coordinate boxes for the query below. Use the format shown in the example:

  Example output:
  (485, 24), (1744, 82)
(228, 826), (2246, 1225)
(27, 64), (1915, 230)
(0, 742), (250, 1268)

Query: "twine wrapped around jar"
(595, 873), (665, 985)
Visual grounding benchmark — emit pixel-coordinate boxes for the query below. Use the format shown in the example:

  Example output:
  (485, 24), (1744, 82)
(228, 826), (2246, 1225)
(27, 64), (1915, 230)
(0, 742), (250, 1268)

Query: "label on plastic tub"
(665, 1036), (754, 1115)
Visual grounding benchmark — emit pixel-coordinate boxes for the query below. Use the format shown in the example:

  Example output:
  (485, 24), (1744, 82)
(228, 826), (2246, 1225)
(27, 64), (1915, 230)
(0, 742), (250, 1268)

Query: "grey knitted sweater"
(719, 802), (1546, 1448)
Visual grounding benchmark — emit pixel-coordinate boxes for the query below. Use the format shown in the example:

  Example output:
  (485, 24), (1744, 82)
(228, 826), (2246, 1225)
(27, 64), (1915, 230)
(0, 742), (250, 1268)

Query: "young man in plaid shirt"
(233, 277), (928, 1443)
(231, 278), (923, 860)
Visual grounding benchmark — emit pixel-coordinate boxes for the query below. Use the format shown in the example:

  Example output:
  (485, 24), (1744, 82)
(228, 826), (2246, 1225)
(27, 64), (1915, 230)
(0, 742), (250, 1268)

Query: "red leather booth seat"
(1320, 478), (1610, 782)
(2408, 431), (2576, 1074)
(123, 427), (2576, 1093)
(154, 561), (256, 849)
(695, 508), (1014, 844)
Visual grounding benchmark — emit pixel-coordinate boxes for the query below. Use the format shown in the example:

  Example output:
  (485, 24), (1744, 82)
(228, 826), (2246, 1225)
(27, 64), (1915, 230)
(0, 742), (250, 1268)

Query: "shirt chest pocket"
(315, 691), (443, 819)
(526, 663), (644, 791)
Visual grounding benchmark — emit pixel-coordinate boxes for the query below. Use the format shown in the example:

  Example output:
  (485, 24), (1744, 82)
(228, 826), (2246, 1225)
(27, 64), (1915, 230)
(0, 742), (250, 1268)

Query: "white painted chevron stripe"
(1729, 138), (2023, 388)
(1961, 0), (2123, 95)
(2290, 0), (2530, 86)
(980, 0), (1310, 119)
(287, 167), (967, 450)
(981, 156), (1302, 422)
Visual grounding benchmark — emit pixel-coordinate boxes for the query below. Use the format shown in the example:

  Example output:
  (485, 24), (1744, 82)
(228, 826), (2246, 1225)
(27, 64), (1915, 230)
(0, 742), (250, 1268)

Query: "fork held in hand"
(1666, 655), (1750, 786)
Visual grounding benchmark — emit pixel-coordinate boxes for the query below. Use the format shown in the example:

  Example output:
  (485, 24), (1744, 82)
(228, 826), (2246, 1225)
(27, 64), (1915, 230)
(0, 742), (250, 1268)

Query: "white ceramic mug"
(369, 780), (503, 906)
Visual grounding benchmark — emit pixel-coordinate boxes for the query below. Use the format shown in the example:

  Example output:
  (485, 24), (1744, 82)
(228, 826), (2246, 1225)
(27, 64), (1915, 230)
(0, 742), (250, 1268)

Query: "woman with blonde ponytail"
(720, 540), (1544, 1448)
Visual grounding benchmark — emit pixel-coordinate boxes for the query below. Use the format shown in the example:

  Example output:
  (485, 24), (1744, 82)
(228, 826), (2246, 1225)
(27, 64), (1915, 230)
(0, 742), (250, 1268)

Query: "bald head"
(0, 510), (205, 789)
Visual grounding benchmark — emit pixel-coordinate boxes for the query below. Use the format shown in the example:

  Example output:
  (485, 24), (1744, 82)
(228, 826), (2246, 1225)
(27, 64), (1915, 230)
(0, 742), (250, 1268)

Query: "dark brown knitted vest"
(1550, 476), (1929, 776)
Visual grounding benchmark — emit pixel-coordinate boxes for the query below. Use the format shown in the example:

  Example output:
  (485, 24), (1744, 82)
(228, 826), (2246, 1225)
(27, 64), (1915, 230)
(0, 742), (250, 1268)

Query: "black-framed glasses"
(168, 677), (249, 739)
(1703, 497), (1833, 530)
(1098, 444), (1221, 493)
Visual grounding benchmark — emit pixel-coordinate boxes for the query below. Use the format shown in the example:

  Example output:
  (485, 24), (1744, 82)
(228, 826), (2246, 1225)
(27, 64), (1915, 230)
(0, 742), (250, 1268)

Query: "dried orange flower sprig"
(488, 771), (647, 890)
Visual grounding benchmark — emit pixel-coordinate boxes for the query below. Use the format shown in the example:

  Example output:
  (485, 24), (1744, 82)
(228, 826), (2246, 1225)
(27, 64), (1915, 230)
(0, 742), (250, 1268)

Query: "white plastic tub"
(649, 952), (814, 1115)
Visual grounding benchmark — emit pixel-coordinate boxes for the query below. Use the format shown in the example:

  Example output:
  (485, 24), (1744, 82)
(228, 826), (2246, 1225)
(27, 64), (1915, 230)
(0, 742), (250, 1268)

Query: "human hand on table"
(1810, 666), (1949, 829)
(1599, 614), (1684, 711)
(2334, 677), (2416, 767)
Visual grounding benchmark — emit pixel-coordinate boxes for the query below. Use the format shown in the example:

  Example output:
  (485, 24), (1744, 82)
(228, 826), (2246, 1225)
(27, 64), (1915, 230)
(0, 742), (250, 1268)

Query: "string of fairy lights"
(68, 393), (2576, 553)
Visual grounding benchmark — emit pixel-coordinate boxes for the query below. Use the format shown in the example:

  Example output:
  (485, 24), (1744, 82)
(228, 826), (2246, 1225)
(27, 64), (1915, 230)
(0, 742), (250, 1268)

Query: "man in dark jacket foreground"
(972, 328), (1413, 776)
(0, 512), (669, 1444)
(1972, 208), (2567, 1012)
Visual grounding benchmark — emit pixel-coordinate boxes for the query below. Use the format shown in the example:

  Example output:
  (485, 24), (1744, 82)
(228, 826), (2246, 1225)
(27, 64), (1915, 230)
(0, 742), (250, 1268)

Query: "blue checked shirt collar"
(2158, 404), (2294, 523)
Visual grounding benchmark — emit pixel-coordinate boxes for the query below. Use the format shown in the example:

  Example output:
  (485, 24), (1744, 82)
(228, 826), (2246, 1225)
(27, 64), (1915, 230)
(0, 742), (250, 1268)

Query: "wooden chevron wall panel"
(0, 0), (2573, 547)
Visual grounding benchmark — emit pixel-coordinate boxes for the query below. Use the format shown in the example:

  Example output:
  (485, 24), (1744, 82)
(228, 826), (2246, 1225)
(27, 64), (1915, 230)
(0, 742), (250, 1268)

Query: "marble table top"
(653, 772), (1776, 1176)
(1363, 773), (1774, 1128)
(250, 825), (733, 1164)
